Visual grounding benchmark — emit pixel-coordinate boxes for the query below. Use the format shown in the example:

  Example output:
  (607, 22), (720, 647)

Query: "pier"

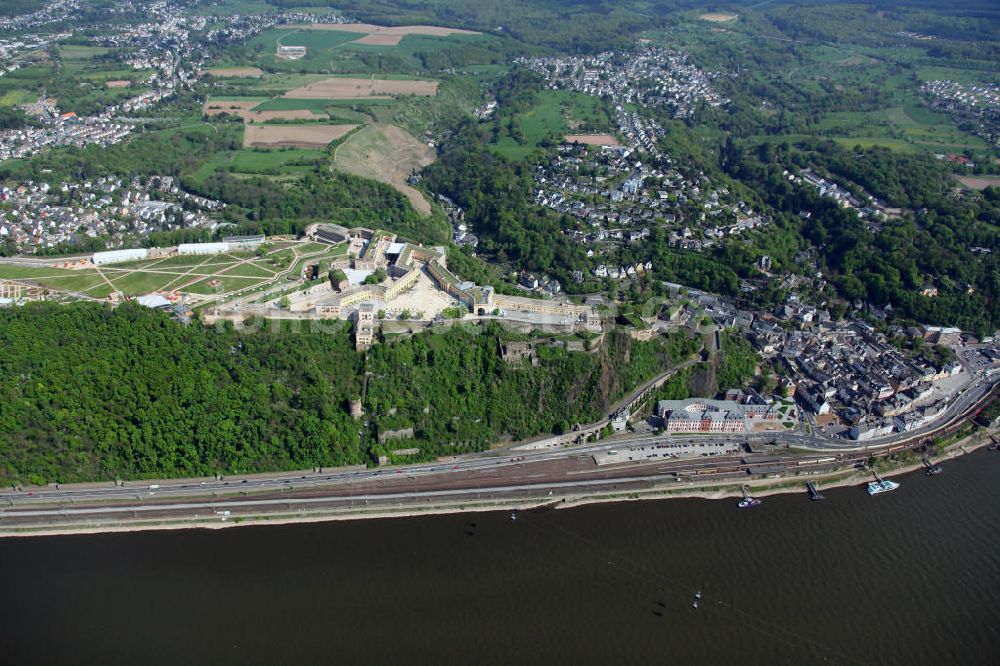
(805, 481), (825, 500)
(922, 456), (943, 476)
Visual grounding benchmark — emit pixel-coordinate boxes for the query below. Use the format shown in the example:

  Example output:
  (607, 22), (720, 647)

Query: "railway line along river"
(1, 450), (998, 665)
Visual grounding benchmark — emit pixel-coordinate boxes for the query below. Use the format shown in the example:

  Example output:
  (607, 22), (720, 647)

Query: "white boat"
(867, 479), (900, 495)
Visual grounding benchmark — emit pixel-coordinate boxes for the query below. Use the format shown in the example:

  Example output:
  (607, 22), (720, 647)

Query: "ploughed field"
(564, 133), (621, 146)
(277, 22), (481, 47)
(282, 77), (438, 100)
(243, 123), (357, 149)
(205, 67), (265, 78)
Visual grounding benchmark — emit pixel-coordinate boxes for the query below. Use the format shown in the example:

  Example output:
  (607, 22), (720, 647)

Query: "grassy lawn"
(188, 146), (326, 183)
(77, 69), (149, 83)
(0, 264), (93, 280)
(805, 101), (988, 155)
(915, 66), (1000, 86)
(58, 45), (111, 60)
(184, 275), (269, 295)
(296, 241), (339, 255)
(105, 270), (187, 295)
(0, 89), (31, 106)
(38, 274), (112, 294)
(491, 90), (615, 160)
(227, 26), (489, 73)
(492, 90), (568, 160)
(219, 262), (279, 279)
(0, 264), (116, 294)
(251, 97), (332, 112)
(250, 28), (368, 71)
(0, 249), (310, 298)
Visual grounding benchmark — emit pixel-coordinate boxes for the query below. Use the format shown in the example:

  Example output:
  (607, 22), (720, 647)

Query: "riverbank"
(558, 433), (991, 511)
(2, 431), (993, 539)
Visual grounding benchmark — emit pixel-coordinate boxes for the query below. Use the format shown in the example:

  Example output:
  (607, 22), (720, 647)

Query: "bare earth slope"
(333, 123), (436, 216)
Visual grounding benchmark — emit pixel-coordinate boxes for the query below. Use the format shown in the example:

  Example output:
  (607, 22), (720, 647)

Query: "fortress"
(294, 225), (600, 350)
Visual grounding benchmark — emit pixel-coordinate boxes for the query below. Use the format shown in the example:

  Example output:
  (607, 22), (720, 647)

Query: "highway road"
(1, 360), (997, 530)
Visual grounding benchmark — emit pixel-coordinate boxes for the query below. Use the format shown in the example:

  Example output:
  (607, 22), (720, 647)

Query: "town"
(0, 175), (224, 254)
(921, 79), (1000, 152)
(517, 47), (729, 120)
(534, 142), (770, 276)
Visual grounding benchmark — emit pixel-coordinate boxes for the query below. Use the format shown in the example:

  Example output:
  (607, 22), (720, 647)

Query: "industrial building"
(222, 235), (265, 250)
(93, 248), (149, 265)
(178, 242), (230, 256)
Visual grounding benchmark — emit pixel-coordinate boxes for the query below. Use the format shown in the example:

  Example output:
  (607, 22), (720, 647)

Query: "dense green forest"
(0, 304), (696, 484)
(366, 326), (699, 458)
(0, 303), (364, 484)
(424, 116), (755, 298)
(723, 139), (1000, 334)
(0, 108), (29, 130)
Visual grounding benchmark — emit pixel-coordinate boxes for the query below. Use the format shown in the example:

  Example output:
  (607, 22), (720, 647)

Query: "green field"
(0, 64), (51, 97)
(240, 28), (367, 71)
(0, 242), (336, 299)
(249, 97), (333, 112)
(492, 90), (610, 160)
(189, 146), (327, 183)
(830, 137), (919, 153)
(0, 89), (30, 106)
(808, 103), (989, 154)
(104, 270), (191, 294)
(184, 275), (269, 295)
(211, 23), (491, 75)
(915, 66), (1000, 86)
(0, 264), (94, 281)
(0, 264), (112, 296)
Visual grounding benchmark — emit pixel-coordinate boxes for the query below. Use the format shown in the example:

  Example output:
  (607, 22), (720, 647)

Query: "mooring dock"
(806, 480), (825, 500)
(922, 456), (943, 475)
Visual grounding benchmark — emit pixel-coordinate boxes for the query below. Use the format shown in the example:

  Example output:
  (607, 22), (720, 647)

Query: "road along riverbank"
(2, 427), (993, 538)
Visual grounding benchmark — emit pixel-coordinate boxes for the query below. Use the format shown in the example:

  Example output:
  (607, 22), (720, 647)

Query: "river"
(2, 451), (999, 665)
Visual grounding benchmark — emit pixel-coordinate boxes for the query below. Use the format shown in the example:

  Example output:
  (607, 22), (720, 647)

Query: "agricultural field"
(212, 21), (492, 75)
(201, 70), (437, 125)
(564, 134), (621, 146)
(282, 77), (439, 100)
(203, 99), (261, 115)
(243, 123), (356, 149)
(57, 45), (111, 60)
(285, 22), (482, 46)
(807, 104), (991, 155)
(0, 90), (31, 107)
(699, 13), (738, 23)
(0, 63), (52, 99)
(958, 175), (1000, 191)
(205, 67), (265, 78)
(660, 14), (998, 161)
(333, 123), (436, 215)
(202, 98), (328, 122)
(247, 97), (333, 113)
